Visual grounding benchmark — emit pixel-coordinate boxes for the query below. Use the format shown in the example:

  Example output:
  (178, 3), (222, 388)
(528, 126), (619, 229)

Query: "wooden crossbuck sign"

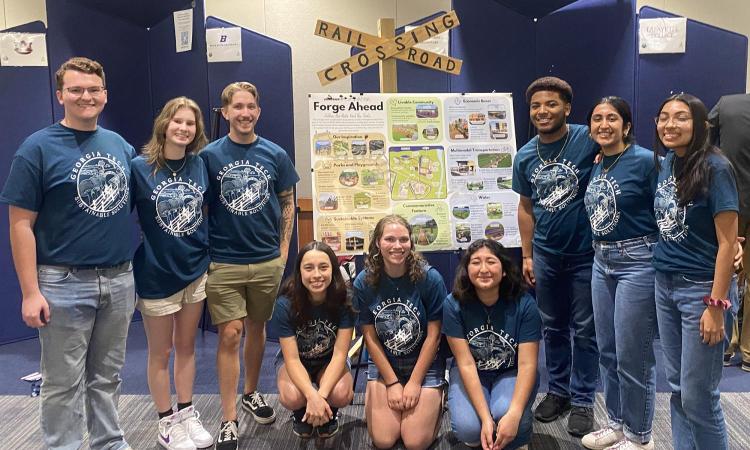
(315, 11), (463, 87)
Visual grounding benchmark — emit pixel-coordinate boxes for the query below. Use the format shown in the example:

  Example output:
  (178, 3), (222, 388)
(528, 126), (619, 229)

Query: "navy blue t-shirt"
(200, 136), (299, 264)
(512, 124), (597, 256)
(354, 266), (447, 369)
(271, 295), (355, 366)
(584, 145), (659, 241)
(0, 123), (135, 266)
(652, 151), (739, 279)
(442, 293), (541, 375)
(131, 154), (210, 298)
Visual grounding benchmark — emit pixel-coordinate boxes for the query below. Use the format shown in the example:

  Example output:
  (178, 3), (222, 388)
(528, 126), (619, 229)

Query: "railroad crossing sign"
(315, 10), (463, 89)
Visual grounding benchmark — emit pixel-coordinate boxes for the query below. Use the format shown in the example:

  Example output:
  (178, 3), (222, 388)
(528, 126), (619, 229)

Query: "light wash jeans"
(533, 245), (599, 406)
(447, 365), (539, 449)
(37, 262), (135, 450)
(591, 235), (657, 444)
(655, 270), (737, 450)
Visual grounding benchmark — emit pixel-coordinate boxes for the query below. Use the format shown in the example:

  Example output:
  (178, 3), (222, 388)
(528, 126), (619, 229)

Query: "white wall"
(1, 0), (46, 29)
(637, 0), (750, 92)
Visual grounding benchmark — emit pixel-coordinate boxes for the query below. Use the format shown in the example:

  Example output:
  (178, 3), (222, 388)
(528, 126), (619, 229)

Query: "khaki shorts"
(205, 257), (285, 325)
(136, 272), (208, 317)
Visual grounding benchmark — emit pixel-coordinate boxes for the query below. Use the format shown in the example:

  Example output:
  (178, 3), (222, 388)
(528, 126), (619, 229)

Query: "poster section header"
(309, 93), (519, 255)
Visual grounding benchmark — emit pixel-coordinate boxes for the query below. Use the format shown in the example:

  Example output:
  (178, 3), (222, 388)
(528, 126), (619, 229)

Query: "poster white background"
(0, 32), (47, 66)
(639, 17), (687, 54)
(206, 27), (242, 62)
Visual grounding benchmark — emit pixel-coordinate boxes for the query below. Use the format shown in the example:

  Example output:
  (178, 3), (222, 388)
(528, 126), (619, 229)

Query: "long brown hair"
(142, 97), (208, 175)
(279, 241), (351, 328)
(364, 214), (426, 287)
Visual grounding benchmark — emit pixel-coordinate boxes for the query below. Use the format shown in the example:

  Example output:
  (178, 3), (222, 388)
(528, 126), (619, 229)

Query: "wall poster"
(309, 93), (519, 255)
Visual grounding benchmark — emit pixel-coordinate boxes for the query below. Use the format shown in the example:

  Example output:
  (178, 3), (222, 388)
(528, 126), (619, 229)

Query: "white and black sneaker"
(214, 420), (238, 450)
(241, 391), (276, 424)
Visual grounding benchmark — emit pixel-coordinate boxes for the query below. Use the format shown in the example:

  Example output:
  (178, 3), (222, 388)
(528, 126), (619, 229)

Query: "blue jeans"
(591, 236), (657, 443)
(37, 263), (135, 450)
(655, 271), (737, 450)
(533, 245), (598, 406)
(447, 365), (539, 449)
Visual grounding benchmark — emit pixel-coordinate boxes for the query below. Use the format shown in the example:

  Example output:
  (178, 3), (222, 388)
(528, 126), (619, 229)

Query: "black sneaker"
(317, 412), (339, 439)
(723, 353), (734, 366)
(534, 393), (571, 422)
(291, 410), (314, 439)
(241, 391), (276, 424)
(215, 420), (238, 450)
(567, 406), (594, 437)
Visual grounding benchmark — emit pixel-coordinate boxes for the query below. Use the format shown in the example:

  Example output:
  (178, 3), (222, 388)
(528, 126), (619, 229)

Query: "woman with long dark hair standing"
(652, 93), (738, 450)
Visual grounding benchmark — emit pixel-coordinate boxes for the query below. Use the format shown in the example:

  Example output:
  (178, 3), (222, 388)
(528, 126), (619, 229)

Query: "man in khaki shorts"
(200, 82), (299, 450)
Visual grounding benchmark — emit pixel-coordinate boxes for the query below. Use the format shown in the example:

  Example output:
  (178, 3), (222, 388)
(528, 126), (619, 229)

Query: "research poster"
(309, 93), (519, 255)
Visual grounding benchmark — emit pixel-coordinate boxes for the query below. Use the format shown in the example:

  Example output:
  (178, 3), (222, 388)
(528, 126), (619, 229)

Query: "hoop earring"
(372, 251), (380, 261)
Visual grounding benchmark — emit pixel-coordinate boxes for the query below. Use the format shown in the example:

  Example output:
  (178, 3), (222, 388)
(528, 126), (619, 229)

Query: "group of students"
(0, 56), (740, 450)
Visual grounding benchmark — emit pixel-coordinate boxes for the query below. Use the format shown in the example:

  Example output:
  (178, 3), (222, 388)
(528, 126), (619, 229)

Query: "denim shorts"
(367, 357), (446, 388)
(274, 350), (352, 381)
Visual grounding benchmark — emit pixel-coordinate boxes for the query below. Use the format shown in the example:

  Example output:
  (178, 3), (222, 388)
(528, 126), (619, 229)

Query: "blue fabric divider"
(635, 7), (748, 144)
(536, 0), (637, 135)
(148, 2), (210, 123)
(0, 21), (53, 343)
(45, 0), (153, 148)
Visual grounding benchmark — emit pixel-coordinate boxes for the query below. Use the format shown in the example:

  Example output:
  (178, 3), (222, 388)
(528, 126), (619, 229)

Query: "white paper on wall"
(173, 8), (194, 53)
(206, 27), (242, 62)
(0, 32), (48, 67)
(639, 17), (687, 54)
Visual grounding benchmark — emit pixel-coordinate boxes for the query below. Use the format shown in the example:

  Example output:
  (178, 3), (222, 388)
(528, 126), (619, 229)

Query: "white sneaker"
(158, 412), (196, 450)
(179, 406), (214, 448)
(581, 426), (625, 450)
(605, 437), (655, 450)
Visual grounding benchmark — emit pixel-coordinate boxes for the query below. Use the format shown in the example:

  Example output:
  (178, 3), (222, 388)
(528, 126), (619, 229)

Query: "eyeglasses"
(654, 114), (692, 126)
(64, 86), (105, 97)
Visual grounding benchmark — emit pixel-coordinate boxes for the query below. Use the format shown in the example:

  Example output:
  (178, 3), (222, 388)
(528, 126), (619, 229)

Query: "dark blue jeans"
(533, 245), (598, 406)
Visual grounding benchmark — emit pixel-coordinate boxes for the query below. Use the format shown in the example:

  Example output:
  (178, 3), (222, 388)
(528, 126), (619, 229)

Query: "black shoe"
(742, 361), (750, 372)
(723, 353), (734, 366)
(215, 420), (238, 450)
(241, 391), (276, 424)
(534, 393), (571, 422)
(317, 412), (339, 439)
(291, 410), (314, 439)
(567, 406), (594, 437)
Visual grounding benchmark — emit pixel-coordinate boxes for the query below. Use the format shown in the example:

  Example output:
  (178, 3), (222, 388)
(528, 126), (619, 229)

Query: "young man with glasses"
(1, 57), (137, 449)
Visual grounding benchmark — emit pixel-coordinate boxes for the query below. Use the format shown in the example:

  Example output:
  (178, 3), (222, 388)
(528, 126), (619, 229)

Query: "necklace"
(164, 157), (187, 177)
(482, 301), (497, 328)
(601, 145), (630, 174)
(536, 125), (570, 165)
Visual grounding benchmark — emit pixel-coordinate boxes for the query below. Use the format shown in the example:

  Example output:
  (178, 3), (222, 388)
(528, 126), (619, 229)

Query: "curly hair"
(141, 97), (208, 176)
(452, 239), (525, 305)
(55, 56), (105, 91)
(279, 241), (352, 328)
(364, 214), (426, 287)
(525, 76), (573, 104)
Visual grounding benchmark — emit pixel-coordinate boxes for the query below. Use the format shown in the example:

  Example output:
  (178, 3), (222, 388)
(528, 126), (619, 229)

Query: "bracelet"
(702, 295), (732, 311)
(385, 380), (400, 388)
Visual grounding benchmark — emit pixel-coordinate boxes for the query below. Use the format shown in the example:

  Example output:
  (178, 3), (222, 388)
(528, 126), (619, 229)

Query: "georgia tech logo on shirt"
(296, 319), (337, 359)
(467, 325), (517, 371)
(654, 175), (690, 242)
(531, 159), (580, 212)
(150, 177), (204, 237)
(585, 174), (622, 236)
(70, 152), (128, 217)
(217, 161), (270, 216)
(374, 297), (422, 356)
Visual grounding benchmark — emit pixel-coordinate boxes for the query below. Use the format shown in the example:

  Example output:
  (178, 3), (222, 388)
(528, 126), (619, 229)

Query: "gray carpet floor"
(3, 393), (750, 449)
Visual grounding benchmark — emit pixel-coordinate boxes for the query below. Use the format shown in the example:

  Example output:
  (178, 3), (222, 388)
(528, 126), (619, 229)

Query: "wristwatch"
(702, 295), (732, 310)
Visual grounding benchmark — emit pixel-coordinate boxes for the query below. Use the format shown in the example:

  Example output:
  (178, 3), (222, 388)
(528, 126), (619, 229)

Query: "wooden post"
(378, 18), (397, 93)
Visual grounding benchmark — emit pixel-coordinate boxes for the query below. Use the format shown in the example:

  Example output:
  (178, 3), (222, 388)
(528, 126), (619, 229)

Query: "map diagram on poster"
(310, 93), (519, 254)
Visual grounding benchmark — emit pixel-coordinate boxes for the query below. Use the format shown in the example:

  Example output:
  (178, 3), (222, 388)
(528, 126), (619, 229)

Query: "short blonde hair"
(141, 97), (208, 175)
(220, 81), (259, 107)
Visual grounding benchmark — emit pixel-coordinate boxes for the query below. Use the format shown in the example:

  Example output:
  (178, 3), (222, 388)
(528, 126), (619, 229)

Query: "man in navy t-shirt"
(200, 82), (299, 450)
(511, 77), (599, 437)
(0, 57), (136, 449)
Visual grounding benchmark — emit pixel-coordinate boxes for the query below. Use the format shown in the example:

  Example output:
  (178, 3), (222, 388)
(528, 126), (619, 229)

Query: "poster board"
(309, 93), (519, 255)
